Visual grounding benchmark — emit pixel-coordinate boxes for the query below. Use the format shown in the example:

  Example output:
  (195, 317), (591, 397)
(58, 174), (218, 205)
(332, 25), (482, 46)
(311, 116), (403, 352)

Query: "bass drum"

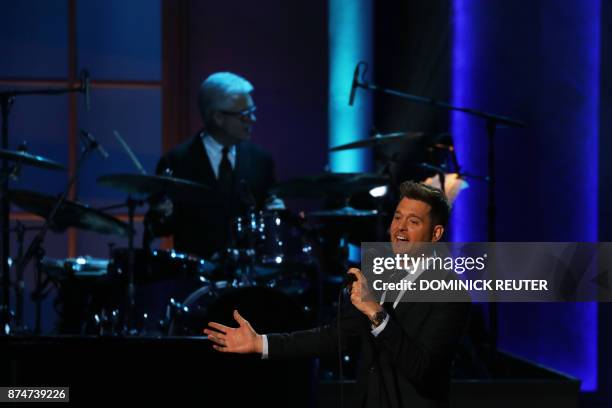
(168, 282), (310, 336)
(169, 283), (316, 407)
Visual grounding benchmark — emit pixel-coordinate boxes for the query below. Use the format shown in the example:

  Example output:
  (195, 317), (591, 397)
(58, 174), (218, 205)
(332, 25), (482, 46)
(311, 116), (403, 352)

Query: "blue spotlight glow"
(328, 0), (373, 173)
(451, 0), (599, 391)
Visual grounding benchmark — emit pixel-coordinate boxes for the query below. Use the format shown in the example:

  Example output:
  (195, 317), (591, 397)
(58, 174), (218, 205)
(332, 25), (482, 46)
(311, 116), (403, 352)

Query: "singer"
(205, 182), (471, 407)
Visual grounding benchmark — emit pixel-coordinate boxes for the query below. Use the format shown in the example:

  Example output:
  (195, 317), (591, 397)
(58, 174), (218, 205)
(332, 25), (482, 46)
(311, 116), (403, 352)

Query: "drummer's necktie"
(218, 147), (234, 247)
(218, 146), (233, 193)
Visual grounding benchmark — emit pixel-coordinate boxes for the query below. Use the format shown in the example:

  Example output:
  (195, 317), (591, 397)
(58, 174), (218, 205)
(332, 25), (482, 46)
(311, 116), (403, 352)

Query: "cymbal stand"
(11, 222), (44, 333)
(18, 130), (99, 334)
(14, 222), (25, 330)
(125, 196), (139, 335)
(98, 198), (144, 335)
(0, 71), (90, 334)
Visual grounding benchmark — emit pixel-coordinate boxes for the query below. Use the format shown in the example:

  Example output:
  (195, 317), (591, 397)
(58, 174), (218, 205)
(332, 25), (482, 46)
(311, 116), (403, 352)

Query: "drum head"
(170, 285), (309, 336)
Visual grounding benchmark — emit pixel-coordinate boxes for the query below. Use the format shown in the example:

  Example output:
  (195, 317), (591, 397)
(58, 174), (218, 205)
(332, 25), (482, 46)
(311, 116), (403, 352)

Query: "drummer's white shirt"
(202, 133), (236, 178)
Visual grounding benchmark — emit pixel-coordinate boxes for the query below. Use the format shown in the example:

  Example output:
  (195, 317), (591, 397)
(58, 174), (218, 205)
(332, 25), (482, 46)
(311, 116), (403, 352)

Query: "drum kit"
(1, 61), (510, 338)
(0, 123), (470, 338)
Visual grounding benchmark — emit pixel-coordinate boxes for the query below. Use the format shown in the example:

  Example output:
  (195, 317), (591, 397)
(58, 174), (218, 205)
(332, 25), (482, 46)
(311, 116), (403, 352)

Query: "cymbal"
(329, 132), (424, 152)
(308, 206), (378, 218)
(97, 174), (211, 202)
(10, 189), (129, 236)
(270, 172), (389, 198)
(412, 162), (448, 174)
(0, 149), (65, 171)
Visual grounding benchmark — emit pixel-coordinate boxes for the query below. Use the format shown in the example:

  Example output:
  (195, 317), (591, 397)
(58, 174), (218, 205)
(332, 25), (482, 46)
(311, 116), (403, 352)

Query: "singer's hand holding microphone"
(346, 268), (383, 321)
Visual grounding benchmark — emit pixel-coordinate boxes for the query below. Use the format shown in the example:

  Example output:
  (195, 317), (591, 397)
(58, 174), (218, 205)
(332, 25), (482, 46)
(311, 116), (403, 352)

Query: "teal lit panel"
(328, 0), (373, 173)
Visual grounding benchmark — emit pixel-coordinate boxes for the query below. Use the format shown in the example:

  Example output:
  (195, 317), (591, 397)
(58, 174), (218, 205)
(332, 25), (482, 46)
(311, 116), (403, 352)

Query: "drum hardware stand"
(141, 217), (154, 279)
(226, 208), (258, 284)
(0, 71), (90, 335)
(125, 196), (138, 335)
(98, 198), (145, 335)
(350, 61), (526, 352)
(3, 142), (45, 334)
(224, 247), (255, 286)
(10, 222), (43, 333)
(108, 130), (152, 334)
(91, 308), (121, 336)
(14, 222), (25, 330)
(0, 142), (26, 186)
(16, 129), (99, 334)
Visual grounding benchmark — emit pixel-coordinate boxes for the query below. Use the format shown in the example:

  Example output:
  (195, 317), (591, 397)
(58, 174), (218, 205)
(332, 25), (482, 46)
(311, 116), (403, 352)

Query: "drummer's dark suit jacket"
(267, 274), (471, 408)
(148, 133), (275, 258)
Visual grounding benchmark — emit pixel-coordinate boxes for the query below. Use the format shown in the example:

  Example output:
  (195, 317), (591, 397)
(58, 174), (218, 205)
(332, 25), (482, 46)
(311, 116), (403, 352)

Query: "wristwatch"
(370, 310), (388, 327)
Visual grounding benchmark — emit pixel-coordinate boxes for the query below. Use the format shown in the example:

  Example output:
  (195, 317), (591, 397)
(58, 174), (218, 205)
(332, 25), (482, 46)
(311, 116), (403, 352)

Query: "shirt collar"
(202, 132), (236, 155)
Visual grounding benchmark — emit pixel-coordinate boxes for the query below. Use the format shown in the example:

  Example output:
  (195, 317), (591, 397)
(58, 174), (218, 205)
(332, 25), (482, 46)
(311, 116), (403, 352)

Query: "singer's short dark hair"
(399, 181), (450, 227)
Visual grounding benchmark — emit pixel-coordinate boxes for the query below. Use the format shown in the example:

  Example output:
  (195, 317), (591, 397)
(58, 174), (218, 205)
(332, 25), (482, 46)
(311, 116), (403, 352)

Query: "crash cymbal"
(0, 148), (65, 170)
(308, 206), (378, 218)
(270, 172), (389, 198)
(10, 189), (129, 236)
(97, 174), (211, 202)
(329, 132), (425, 152)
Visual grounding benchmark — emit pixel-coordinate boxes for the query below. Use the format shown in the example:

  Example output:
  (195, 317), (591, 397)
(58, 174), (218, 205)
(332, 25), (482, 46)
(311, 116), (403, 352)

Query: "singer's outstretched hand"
(204, 310), (263, 354)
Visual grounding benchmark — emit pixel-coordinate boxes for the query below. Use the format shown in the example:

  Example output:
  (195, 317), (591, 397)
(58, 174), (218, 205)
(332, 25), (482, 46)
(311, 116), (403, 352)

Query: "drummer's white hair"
(198, 72), (254, 124)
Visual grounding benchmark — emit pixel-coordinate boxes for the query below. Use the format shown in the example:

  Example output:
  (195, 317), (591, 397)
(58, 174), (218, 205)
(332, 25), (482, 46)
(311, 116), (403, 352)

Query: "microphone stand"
(17, 130), (98, 334)
(351, 61), (527, 352)
(0, 71), (89, 334)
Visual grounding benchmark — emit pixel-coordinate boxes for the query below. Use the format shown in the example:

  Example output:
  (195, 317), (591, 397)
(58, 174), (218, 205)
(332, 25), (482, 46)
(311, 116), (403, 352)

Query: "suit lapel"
(188, 134), (216, 186)
(233, 142), (253, 201)
(393, 301), (432, 333)
(234, 142), (249, 187)
(393, 301), (416, 318)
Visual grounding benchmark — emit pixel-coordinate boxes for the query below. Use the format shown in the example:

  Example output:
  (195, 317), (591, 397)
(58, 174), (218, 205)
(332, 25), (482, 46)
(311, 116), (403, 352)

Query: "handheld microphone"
(80, 130), (109, 159)
(344, 272), (357, 288)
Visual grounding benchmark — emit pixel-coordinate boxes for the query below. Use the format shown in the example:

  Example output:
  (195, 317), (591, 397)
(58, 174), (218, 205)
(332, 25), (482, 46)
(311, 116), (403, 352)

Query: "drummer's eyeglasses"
(219, 106), (257, 121)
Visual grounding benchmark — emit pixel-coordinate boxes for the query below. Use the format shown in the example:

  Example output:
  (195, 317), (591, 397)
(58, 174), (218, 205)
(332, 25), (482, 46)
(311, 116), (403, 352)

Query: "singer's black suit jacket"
(267, 276), (470, 408)
(148, 133), (275, 258)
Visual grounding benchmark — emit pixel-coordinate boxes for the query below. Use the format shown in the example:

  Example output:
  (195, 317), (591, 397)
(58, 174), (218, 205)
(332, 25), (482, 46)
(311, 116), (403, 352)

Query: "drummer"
(146, 72), (280, 259)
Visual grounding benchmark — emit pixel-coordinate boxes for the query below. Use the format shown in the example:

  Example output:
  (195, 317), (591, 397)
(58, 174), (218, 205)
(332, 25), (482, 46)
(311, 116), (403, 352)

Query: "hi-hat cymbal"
(270, 172), (389, 198)
(9, 189), (129, 236)
(0, 149), (65, 171)
(97, 174), (211, 202)
(308, 206), (378, 218)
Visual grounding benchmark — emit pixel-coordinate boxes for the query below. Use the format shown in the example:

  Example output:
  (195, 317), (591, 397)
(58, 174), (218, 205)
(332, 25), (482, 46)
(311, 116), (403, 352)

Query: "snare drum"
(42, 256), (110, 281)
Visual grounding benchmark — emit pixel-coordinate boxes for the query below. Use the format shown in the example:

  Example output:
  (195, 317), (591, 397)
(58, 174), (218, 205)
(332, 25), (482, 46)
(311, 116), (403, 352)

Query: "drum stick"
(113, 130), (147, 175)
